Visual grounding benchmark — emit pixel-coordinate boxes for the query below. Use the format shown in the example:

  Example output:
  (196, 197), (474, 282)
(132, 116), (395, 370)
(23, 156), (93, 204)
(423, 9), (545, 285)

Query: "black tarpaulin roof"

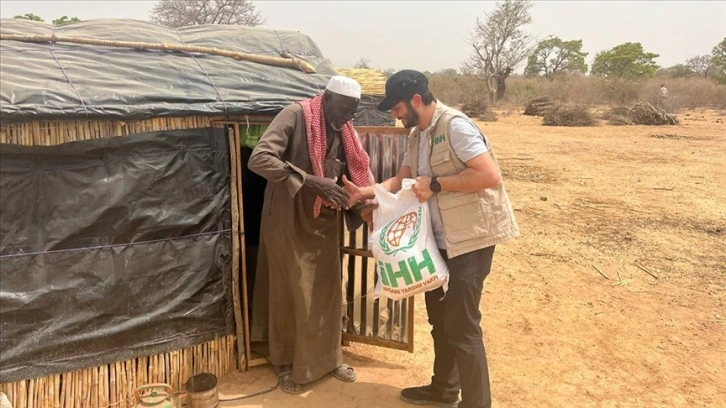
(0, 18), (339, 122)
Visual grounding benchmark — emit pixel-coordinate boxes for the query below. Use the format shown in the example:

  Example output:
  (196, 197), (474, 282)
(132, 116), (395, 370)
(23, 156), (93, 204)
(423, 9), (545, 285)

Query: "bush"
(431, 73), (726, 110)
(460, 99), (498, 122)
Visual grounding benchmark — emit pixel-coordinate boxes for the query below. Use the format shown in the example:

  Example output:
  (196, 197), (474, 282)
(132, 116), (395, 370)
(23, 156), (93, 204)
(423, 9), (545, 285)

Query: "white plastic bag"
(369, 179), (449, 300)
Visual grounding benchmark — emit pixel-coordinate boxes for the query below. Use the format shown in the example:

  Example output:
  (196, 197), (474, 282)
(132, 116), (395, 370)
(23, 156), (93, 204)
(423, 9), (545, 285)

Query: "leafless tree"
(686, 54), (712, 79)
(462, 0), (534, 101)
(150, 0), (265, 27)
(353, 58), (371, 69)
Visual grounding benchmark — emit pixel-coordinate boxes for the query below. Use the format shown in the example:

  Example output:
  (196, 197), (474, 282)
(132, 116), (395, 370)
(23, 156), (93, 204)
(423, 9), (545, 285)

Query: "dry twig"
(635, 263), (659, 279)
(592, 264), (611, 280)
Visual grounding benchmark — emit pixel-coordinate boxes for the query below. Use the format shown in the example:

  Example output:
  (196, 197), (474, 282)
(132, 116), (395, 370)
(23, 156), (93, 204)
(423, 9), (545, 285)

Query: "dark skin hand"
(303, 175), (350, 210)
(342, 175), (378, 230)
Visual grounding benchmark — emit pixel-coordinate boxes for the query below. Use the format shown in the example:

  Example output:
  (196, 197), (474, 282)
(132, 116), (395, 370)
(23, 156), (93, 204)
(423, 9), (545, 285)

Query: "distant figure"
(659, 84), (669, 110)
(660, 84), (668, 99)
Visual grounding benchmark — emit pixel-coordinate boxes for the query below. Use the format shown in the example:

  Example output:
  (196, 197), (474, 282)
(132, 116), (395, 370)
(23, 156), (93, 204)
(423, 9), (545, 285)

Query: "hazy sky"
(1, 1), (724, 73)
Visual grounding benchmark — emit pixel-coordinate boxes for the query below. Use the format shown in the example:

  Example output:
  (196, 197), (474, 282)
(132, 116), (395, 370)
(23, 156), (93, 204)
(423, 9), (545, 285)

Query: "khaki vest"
(408, 102), (520, 258)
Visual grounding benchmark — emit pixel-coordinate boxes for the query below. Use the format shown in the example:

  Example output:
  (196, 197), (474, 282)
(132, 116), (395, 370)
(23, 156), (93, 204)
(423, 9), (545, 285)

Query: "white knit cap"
(325, 75), (362, 99)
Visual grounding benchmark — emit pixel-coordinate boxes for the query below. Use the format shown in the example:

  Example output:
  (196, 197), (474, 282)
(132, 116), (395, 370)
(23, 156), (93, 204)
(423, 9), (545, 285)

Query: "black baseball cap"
(376, 69), (430, 112)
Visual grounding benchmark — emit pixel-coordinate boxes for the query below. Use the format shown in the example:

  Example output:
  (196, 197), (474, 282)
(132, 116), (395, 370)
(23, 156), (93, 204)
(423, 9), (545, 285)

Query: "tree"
(353, 58), (371, 69)
(150, 0), (264, 27)
(656, 64), (695, 79)
(14, 14), (82, 26)
(686, 55), (712, 79)
(591, 42), (660, 78)
(53, 16), (82, 26)
(463, 0), (534, 101)
(14, 13), (44, 22)
(710, 38), (726, 84)
(381, 68), (396, 78)
(435, 68), (460, 78)
(524, 37), (588, 80)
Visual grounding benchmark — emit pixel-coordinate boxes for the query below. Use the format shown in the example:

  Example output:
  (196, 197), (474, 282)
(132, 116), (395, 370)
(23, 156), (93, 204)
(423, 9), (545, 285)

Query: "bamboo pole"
(68, 369), (74, 408)
(0, 33), (317, 74)
(27, 377), (34, 408)
(109, 362), (117, 408)
(76, 370), (82, 408)
(83, 368), (90, 407)
(102, 364), (109, 408)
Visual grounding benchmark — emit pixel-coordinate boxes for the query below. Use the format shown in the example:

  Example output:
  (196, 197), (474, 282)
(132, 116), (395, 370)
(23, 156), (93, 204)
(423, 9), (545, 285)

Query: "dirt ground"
(217, 108), (725, 408)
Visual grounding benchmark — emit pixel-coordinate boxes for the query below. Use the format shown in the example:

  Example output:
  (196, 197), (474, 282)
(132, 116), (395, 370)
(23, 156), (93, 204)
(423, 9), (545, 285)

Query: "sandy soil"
(217, 108), (725, 408)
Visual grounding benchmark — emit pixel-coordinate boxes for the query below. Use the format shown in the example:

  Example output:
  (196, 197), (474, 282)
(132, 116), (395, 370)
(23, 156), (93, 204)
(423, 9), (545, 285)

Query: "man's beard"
(400, 102), (420, 129)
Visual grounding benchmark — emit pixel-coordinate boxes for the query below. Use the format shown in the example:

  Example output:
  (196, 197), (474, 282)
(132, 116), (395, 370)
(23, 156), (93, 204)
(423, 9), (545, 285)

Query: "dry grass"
(429, 74), (726, 111)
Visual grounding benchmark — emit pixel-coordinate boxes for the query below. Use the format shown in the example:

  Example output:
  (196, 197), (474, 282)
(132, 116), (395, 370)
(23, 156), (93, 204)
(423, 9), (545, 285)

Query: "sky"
(1, 1), (724, 73)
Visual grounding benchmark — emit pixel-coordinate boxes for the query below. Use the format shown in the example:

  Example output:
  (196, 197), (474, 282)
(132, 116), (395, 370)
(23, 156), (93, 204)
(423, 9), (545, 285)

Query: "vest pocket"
(430, 149), (451, 165)
(430, 149), (457, 175)
(437, 191), (488, 244)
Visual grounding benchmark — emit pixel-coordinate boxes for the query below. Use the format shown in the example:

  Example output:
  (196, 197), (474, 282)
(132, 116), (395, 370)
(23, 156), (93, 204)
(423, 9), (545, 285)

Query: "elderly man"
(345, 70), (519, 408)
(248, 76), (374, 394)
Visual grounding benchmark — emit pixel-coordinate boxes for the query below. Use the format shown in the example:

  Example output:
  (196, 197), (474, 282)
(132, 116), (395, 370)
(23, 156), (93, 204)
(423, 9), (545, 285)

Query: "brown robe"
(248, 103), (364, 384)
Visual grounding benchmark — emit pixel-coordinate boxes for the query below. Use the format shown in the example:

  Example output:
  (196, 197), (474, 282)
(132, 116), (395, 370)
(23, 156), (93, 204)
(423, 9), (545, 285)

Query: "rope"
(47, 26), (88, 116)
(0, 229), (231, 259)
(342, 287), (377, 306)
(175, 29), (228, 116)
(272, 30), (312, 78)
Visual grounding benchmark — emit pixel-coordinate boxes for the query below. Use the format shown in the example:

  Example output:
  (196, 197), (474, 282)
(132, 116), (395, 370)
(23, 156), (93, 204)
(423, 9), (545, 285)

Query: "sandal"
(330, 364), (357, 383)
(278, 373), (303, 394)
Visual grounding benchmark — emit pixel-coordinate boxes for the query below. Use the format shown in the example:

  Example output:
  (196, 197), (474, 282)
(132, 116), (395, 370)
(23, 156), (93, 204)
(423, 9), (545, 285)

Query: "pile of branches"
(460, 99), (498, 122)
(542, 105), (596, 127)
(628, 101), (678, 125)
(604, 102), (678, 126)
(524, 96), (555, 116)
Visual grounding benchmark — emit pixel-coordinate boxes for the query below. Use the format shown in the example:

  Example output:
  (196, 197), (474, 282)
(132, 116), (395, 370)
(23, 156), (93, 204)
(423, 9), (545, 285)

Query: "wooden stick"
(4, 33), (317, 74)
(591, 264), (611, 280)
(635, 263), (659, 279)
(27, 378), (34, 408)
(110, 361), (117, 408)
(234, 123), (253, 371)
(227, 128), (246, 371)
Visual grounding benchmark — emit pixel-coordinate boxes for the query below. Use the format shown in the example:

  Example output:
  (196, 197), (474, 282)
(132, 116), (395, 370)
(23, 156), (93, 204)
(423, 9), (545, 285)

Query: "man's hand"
(412, 176), (434, 203)
(341, 175), (365, 207)
(303, 175), (350, 209)
(359, 202), (378, 232)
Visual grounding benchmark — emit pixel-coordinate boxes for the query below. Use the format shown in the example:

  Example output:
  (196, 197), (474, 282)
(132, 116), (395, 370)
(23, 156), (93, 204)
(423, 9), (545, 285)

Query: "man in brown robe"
(248, 76), (374, 394)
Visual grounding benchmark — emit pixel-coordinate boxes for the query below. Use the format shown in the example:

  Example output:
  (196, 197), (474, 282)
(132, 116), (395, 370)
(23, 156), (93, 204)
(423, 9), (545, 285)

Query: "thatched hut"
(0, 18), (412, 408)
(336, 68), (395, 126)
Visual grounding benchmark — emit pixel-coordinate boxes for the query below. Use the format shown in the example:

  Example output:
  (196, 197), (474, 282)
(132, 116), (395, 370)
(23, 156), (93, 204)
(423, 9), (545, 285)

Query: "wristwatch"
(430, 176), (442, 193)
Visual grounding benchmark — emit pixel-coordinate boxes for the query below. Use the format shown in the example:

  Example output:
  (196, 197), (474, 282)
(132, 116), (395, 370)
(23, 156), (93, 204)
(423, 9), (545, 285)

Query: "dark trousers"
(425, 246), (496, 408)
